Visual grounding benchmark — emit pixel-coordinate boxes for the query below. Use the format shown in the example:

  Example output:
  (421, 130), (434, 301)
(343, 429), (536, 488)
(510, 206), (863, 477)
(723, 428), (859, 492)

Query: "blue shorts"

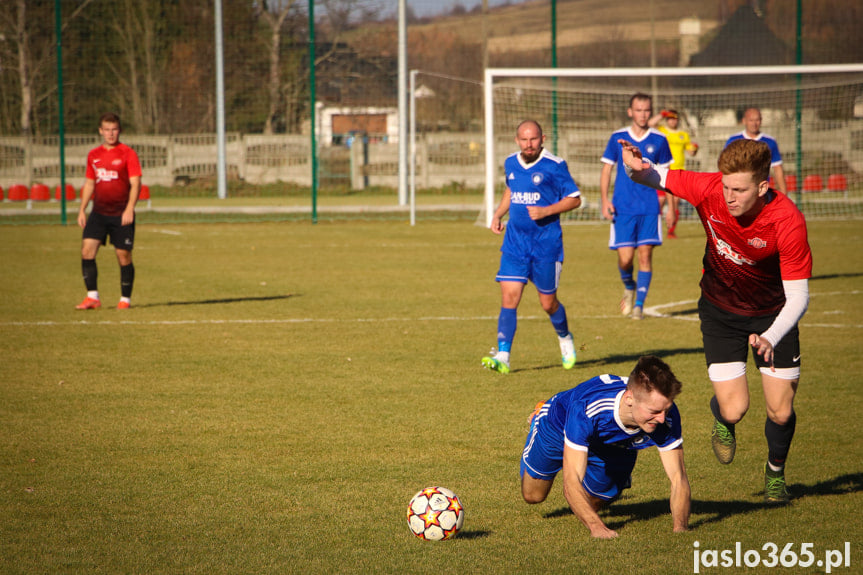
(496, 251), (561, 295)
(520, 404), (631, 501)
(608, 213), (662, 250)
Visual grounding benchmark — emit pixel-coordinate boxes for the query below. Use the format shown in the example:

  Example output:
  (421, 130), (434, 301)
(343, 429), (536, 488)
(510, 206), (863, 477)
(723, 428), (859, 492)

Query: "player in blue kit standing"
(520, 355), (690, 538)
(725, 107), (787, 194)
(481, 120), (582, 374)
(600, 93), (673, 320)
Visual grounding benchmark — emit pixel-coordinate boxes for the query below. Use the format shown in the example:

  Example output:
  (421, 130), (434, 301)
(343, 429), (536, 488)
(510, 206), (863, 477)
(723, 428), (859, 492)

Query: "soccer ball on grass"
(406, 486), (464, 541)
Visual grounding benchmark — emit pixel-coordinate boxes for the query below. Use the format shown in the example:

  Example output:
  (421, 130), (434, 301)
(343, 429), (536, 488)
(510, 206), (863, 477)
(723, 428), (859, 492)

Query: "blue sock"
(549, 303), (569, 338)
(635, 270), (652, 307)
(619, 268), (636, 291)
(497, 307), (517, 353)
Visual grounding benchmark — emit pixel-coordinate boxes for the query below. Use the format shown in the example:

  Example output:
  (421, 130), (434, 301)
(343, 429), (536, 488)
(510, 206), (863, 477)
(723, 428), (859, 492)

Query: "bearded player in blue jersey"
(482, 120), (582, 375)
(600, 93), (673, 320)
(520, 355), (690, 538)
(725, 107), (787, 194)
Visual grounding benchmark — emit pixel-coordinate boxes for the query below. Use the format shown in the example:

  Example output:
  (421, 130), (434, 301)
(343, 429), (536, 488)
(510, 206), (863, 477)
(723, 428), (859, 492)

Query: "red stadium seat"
(827, 174), (847, 192)
(30, 183), (50, 201)
(0, 186), (4, 201)
(802, 175), (823, 193)
(784, 174), (797, 192)
(54, 184), (77, 201)
(139, 185), (150, 200)
(8, 184), (28, 201)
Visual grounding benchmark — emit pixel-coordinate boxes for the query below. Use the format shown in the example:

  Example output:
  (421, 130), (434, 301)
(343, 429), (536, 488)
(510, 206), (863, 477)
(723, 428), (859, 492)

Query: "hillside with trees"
(0, 0), (860, 138)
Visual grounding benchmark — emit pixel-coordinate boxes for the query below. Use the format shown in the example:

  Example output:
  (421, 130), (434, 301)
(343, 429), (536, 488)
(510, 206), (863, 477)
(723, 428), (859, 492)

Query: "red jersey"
(85, 142), (142, 217)
(666, 170), (812, 316)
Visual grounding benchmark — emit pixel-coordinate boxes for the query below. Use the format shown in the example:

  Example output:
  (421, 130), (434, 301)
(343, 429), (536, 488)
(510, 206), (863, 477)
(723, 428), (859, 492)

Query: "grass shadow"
(811, 272), (863, 281)
(516, 347), (705, 373)
(136, 294), (296, 308)
(542, 472), (863, 530)
(454, 529), (492, 540)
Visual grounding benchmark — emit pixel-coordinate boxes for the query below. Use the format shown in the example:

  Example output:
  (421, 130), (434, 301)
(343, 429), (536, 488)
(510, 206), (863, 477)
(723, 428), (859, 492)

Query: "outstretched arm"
(562, 444), (618, 539)
(658, 446), (691, 533)
(618, 140), (669, 192)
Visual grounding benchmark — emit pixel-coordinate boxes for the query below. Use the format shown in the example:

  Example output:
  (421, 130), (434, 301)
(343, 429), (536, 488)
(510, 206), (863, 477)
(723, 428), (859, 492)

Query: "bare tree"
(256, 0), (299, 134)
(0, 0), (96, 136)
(100, 0), (165, 132)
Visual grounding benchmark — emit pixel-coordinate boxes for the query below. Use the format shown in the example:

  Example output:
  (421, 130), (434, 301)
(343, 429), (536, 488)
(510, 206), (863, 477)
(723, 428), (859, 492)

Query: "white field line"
(2, 292), (859, 328)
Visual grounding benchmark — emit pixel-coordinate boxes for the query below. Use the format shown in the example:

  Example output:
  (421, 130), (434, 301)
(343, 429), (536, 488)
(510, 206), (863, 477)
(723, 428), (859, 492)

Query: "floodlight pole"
(55, 0), (67, 224)
(409, 69), (417, 226)
(309, 0), (318, 223)
(214, 0), (227, 199)
(398, 0), (408, 206)
(551, 0), (558, 154)
(794, 0), (803, 205)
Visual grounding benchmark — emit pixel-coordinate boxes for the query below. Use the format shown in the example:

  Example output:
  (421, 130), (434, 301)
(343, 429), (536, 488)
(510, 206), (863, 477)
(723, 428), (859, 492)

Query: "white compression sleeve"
(761, 279), (810, 348)
(623, 159), (668, 190)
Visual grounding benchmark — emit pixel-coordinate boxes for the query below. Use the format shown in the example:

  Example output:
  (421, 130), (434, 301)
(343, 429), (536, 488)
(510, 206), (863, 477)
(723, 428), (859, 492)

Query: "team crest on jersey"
(532, 173), (544, 185)
(112, 159), (123, 166)
(748, 237), (767, 249)
(646, 145), (656, 155)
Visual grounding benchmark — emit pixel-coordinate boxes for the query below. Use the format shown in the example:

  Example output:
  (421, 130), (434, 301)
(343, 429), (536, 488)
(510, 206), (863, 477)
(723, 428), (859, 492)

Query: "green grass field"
(1, 218), (861, 574)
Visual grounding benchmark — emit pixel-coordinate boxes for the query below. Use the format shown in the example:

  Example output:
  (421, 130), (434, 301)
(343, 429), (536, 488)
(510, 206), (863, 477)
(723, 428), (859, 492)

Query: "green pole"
(794, 0), (803, 205)
(55, 0), (67, 224)
(551, 0), (558, 154)
(309, 0), (318, 224)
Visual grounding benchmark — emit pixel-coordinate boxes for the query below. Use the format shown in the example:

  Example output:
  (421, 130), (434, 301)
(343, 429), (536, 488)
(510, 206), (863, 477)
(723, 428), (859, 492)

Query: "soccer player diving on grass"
(520, 356), (690, 538)
(619, 138), (812, 504)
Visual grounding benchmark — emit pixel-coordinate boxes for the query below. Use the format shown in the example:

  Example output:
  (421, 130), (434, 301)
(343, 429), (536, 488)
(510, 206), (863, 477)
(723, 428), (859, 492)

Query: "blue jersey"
(501, 149), (580, 262)
(725, 132), (783, 167)
(602, 128), (672, 216)
(544, 374), (683, 484)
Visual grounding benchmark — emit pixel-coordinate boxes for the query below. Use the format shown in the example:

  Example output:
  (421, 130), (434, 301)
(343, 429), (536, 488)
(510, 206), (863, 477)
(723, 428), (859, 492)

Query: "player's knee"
(522, 490), (547, 505)
(766, 406), (794, 426)
(521, 478), (550, 504)
(540, 298), (559, 315)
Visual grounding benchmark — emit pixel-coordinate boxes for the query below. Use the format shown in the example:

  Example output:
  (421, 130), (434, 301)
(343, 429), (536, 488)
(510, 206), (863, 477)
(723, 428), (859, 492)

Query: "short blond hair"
(718, 139), (771, 184)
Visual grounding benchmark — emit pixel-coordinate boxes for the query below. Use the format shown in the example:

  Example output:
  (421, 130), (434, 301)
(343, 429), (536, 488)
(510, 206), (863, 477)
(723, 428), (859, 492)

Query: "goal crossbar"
(483, 64), (863, 227)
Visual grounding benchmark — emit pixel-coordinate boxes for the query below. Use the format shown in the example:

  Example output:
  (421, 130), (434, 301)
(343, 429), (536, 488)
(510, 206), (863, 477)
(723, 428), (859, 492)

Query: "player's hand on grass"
(749, 333), (776, 371)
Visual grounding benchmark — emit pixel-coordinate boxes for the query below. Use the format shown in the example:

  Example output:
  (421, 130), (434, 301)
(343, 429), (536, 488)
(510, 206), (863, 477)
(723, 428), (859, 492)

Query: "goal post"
(483, 64), (863, 227)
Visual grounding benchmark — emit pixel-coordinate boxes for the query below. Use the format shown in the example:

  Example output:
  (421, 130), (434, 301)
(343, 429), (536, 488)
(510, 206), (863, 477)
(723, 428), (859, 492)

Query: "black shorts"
(698, 296), (800, 370)
(83, 211), (135, 251)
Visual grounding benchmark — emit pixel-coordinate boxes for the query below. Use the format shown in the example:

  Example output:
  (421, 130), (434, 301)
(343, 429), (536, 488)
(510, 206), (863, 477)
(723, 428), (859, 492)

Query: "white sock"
(120, 297), (131, 304)
(495, 351), (510, 365)
(87, 291), (100, 300)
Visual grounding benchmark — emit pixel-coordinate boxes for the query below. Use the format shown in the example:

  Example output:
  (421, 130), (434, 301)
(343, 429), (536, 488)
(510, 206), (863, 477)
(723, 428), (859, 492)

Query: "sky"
(409, 0), (513, 18)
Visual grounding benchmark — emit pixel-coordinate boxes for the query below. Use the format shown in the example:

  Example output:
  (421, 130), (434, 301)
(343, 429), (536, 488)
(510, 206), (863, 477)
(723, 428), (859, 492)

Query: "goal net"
(482, 65), (863, 226)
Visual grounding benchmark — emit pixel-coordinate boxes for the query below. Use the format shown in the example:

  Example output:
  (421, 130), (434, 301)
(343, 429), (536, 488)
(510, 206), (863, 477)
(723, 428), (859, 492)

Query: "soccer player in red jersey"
(76, 113), (143, 310)
(618, 138), (812, 504)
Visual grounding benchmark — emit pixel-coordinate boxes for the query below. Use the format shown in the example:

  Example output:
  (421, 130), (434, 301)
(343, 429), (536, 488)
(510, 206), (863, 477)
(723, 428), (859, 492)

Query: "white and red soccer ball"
(406, 486), (464, 541)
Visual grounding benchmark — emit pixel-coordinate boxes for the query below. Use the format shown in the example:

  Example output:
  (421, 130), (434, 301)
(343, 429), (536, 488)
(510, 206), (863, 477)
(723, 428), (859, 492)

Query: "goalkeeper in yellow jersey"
(649, 109), (698, 238)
